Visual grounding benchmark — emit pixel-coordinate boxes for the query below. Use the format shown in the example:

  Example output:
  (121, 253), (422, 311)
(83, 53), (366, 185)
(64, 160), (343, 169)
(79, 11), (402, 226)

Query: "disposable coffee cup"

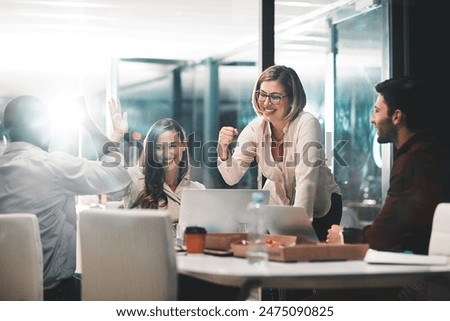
(184, 226), (207, 254)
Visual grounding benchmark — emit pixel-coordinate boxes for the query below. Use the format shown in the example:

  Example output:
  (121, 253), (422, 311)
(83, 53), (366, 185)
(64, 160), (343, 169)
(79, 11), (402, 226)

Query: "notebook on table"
(364, 249), (449, 265)
(178, 189), (270, 240)
(263, 205), (320, 243)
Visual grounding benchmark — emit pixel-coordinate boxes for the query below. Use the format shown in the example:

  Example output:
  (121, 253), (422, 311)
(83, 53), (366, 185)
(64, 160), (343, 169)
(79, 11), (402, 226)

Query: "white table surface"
(176, 253), (450, 290)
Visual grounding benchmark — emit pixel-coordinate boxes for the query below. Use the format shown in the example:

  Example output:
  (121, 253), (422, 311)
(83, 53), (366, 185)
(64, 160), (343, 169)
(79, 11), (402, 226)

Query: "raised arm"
(108, 98), (128, 143)
(77, 97), (127, 160)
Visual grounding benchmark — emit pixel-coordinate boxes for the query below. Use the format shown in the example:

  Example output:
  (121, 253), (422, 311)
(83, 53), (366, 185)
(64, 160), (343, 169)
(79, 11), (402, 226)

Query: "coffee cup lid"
(184, 226), (207, 234)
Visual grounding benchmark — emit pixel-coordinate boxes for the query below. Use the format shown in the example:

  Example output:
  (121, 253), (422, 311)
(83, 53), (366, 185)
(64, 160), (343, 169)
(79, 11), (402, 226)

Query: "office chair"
(422, 202), (450, 300)
(429, 203), (450, 256)
(79, 208), (177, 300)
(0, 213), (44, 300)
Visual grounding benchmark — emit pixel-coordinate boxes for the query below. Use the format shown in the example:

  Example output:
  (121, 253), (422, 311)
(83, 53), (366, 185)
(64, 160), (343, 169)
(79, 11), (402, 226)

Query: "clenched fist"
(217, 126), (239, 160)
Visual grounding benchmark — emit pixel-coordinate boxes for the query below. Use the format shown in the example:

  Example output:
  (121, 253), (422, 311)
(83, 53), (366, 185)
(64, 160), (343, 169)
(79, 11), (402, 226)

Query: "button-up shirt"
(0, 142), (132, 289)
(362, 132), (450, 254)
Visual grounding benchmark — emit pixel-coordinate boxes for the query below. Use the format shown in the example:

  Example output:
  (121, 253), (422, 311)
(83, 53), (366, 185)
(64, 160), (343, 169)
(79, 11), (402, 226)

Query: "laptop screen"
(178, 189), (270, 240)
(264, 205), (319, 243)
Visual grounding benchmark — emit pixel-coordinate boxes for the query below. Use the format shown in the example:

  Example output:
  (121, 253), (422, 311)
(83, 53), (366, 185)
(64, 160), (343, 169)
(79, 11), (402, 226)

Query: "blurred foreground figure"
(0, 95), (131, 300)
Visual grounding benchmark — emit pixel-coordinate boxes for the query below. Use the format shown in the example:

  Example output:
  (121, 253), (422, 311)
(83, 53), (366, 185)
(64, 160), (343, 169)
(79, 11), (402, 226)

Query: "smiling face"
(370, 94), (397, 144)
(154, 130), (186, 171)
(258, 80), (290, 125)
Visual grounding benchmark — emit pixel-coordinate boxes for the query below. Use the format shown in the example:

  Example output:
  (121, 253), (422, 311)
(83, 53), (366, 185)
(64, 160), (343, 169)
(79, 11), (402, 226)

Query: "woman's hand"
(326, 224), (344, 244)
(109, 98), (128, 143)
(74, 96), (122, 159)
(217, 126), (238, 160)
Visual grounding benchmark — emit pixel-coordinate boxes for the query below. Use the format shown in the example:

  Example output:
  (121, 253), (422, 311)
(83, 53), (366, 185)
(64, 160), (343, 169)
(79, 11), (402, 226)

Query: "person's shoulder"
(49, 149), (76, 156)
(127, 165), (143, 175)
(48, 150), (82, 163)
(245, 116), (265, 128)
(399, 132), (450, 168)
(410, 132), (448, 153)
(298, 110), (318, 122)
(188, 181), (206, 189)
(6, 141), (46, 155)
(291, 110), (320, 128)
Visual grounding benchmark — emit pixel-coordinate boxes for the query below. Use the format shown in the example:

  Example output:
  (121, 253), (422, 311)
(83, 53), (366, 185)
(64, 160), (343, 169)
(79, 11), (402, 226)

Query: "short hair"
(374, 76), (427, 132)
(3, 95), (51, 146)
(252, 65), (307, 121)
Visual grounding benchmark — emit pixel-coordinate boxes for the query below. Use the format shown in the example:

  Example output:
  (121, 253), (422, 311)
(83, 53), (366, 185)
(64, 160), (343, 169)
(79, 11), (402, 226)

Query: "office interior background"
(0, 0), (447, 227)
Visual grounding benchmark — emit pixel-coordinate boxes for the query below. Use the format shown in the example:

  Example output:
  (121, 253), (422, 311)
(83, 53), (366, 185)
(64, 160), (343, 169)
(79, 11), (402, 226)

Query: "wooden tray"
(231, 239), (369, 262)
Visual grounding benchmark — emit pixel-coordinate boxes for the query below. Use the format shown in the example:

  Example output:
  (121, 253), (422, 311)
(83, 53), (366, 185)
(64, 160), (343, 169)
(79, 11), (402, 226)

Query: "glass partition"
(0, 1), (392, 220)
(275, 3), (387, 227)
(109, 1), (389, 200)
(117, 59), (259, 187)
(332, 6), (386, 227)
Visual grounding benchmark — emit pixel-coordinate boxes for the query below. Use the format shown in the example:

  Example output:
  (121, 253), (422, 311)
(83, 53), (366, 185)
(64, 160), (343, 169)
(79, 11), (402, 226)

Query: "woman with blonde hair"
(217, 65), (342, 241)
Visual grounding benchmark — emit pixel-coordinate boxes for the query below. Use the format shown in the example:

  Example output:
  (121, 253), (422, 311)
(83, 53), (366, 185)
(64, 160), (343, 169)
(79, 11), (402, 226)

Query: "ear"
(391, 109), (404, 125)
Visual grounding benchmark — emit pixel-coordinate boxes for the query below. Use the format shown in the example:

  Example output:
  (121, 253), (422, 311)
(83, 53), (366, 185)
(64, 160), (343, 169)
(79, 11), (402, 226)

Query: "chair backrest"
(79, 208), (177, 300)
(428, 203), (450, 256)
(0, 213), (43, 300)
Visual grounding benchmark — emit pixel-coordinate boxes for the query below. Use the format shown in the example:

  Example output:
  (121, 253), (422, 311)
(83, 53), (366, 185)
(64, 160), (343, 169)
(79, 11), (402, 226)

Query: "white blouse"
(218, 111), (341, 220)
(124, 166), (205, 222)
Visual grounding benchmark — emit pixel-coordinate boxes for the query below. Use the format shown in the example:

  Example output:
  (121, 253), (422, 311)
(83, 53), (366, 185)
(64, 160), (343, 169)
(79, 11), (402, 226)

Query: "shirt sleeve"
(217, 122), (257, 186)
(50, 152), (132, 197)
(292, 117), (323, 218)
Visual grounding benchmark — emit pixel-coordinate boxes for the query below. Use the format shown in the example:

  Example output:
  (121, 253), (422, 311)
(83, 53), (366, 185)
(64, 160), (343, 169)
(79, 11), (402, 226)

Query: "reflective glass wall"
(274, 3), (388, 227)
(112, 1), (389, 210)
(332, 6), (386, 227)
(0, 1), (390, 210)
(116, 59), (260, 188)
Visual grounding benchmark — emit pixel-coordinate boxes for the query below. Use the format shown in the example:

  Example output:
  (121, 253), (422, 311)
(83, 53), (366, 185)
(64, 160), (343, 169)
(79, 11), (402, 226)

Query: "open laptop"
(178, 189), (270, 240)
(263, 205), (320, 243)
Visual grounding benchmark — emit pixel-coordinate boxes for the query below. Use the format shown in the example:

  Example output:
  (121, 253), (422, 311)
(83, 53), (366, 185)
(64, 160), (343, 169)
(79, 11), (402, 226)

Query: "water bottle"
(245, 192), (268, 265)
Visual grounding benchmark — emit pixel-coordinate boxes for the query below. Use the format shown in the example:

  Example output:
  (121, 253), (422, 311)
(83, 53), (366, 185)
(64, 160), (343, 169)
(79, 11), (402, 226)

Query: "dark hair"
(374, 76), (427, 132)
(131, 118), (189, 209)
(252, 65), (307, 121)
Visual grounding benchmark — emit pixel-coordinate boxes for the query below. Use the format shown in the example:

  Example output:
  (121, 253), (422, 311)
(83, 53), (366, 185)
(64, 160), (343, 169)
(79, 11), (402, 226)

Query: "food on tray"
(265, 239), (283, 248)
(236, 238), (286, 248)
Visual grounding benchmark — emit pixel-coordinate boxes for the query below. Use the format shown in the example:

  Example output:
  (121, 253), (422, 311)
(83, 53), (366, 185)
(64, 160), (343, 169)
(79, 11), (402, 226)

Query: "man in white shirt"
(0, 95), (131, 300)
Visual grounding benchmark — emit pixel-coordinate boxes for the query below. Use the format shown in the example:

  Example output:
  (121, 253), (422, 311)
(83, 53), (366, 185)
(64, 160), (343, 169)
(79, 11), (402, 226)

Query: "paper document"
(364, 249), (449, 265)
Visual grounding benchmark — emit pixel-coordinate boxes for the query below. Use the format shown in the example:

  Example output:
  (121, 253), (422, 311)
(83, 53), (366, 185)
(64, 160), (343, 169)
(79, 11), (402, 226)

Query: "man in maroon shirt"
(327, 76), (450, 254)
(305, 76), (450, 300)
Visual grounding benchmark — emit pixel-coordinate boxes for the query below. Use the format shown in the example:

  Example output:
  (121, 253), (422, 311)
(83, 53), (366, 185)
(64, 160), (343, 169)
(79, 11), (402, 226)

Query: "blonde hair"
(251, 65), (307, 122)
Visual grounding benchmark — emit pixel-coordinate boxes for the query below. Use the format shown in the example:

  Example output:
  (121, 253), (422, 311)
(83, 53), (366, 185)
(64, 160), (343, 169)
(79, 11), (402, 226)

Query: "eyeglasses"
(255, 90), (288, 105)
